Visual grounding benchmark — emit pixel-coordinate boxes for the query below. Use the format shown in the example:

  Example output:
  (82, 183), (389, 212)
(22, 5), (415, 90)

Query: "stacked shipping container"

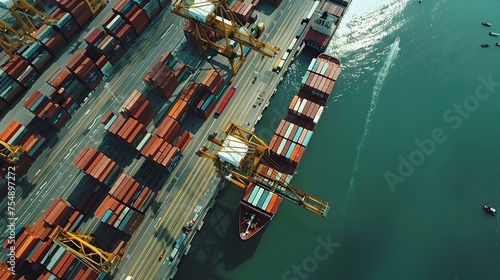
(44, 66), (89, 106)
(102, 111), (147, 145)
(231, 1), (255, 24)
(0, 197), (88, 278)
(65, 51), (104, 90)
(300, 55), (341, 105)
(109, 174), (156, 213)
(94, 195), (145, 236)
(183, 21), (217, 46)
(136, 133), (181, 171)
(73, 147), (123, 185)
(143, 51), (187, 98)
(193, 69), (225, 119)
(23, 90), (72, 130)
(120, 90), (155, 126)
(268, 54), (341, 174)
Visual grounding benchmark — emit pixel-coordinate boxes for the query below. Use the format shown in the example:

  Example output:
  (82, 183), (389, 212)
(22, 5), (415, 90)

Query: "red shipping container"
(127, 7), (150, 35)
(70, 1), (93, 27)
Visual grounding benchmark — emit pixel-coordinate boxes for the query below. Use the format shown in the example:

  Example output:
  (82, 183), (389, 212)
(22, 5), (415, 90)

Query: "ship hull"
(239, 201), (273, 240)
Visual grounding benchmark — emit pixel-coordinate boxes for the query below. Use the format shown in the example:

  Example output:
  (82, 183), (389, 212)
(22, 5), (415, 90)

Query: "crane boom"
(196, 123), (330, 217)
(10, 0), (56, 34)
(0, 19), (35, 57)
(171, 0), (280, 75)
(0, 140), (25, 164)
(49, 226), (121, 273)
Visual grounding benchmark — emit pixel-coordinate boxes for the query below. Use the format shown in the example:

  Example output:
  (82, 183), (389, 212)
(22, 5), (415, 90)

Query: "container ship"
(304, 0), (349, 53)
(239, 53), (342, 240)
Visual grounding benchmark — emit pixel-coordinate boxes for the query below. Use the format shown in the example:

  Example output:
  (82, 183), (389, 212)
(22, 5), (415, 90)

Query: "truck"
(168, 233), (187, 264)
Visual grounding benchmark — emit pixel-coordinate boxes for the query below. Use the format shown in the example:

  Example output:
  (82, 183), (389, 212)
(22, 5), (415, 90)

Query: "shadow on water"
(175, 186), (263, 279)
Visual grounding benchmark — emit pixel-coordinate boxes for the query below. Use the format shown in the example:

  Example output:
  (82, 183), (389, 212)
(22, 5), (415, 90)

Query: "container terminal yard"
(0, 0), (348, 279)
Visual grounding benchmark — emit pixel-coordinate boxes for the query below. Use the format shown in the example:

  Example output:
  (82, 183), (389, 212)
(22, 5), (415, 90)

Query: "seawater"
(175, 0), (500, 279)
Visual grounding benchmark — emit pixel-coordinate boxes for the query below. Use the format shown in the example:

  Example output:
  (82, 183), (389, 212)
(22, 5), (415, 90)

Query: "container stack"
(0, 122), (37, 176)
(1, 56), (39, 90)
(144, 51), (186, 98)
(268, 132), (306, 173)
(300, 56), (341, 105)
(0, 120), (47, 160)
(112, 0), (151, 35)
(85, 27), (126, 66)
(73, 147), (123, 185)
(120, 90), (155, 126)
(65, 52), (104, 91)
(102, 112), (147, 145)
(231, 1), (255, 24)
(18, 42), (53, 73)
(55, 0), (94, 28)
(193, 69), (225, 119)
(31, 24), (67, 57)
(274, 119), (314, 148)
(200, 69), (225, 95)
(101, 13), (137, 50)
(287, 95), (324, 131)
(109, 174), (156, 213)
(0, 69), (25, 105)
(22, 90), (72, 130)
(178, 81), (201, 107)
(133, 0), (162, 21)
(155, 116), (181, 143)
(43, 198), (83, 231)
(0, 262), (17, 279)
(168, 98), (190, 123)
(172, 130), (192, 153)
(50, 8), (81, 42)
(183, 21), (217, 46)
(267, 54), (341, 174)
(44, 66), (88, 106)
(94, 195), (145, 236)
(320, 1), (345, 19)
(136, 133), (181, 171)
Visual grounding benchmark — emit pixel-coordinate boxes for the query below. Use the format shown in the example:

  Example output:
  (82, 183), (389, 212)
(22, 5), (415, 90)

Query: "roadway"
(114, 0), (317, 279)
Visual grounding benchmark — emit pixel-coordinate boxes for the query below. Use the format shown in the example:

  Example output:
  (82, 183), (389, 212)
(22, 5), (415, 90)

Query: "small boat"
(482, 22), (491, 27)
(489, 32), (500, 37)
(481, 44), (490, 48)
(483, 205), (497, 216)
(496, 43), (500, 47)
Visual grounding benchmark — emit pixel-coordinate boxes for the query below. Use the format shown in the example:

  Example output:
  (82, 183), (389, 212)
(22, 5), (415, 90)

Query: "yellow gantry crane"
(86, 0), (106, 15)
(49, 226), (122, 274)
(0, 19), (35, 57)
(0, 140), (25, 164)
(197, 123), (329, 217)
(171, 0), (280, 76)
(9, 0), (57, 35)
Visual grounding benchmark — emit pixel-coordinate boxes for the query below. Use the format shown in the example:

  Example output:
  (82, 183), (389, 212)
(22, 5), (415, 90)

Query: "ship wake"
(347, 37), (400, 198)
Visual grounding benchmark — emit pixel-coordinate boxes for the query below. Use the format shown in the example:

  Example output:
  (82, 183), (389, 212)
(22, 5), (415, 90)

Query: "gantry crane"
(0, 19), (35, 57)
(85, 0), (106, 15)
(9, 0), (56, 35)
(197, 123), (329, 217)
(0, 140), (25, 165)
(171, 0), (280, 76)
(49, 226), (122, 274)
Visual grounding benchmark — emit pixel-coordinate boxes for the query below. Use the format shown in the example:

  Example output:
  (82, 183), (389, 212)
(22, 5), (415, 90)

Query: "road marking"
(88, 114), (102, 130)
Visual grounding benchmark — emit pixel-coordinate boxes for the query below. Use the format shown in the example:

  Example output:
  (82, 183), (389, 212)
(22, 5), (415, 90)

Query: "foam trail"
(347, 37), (400, 197)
